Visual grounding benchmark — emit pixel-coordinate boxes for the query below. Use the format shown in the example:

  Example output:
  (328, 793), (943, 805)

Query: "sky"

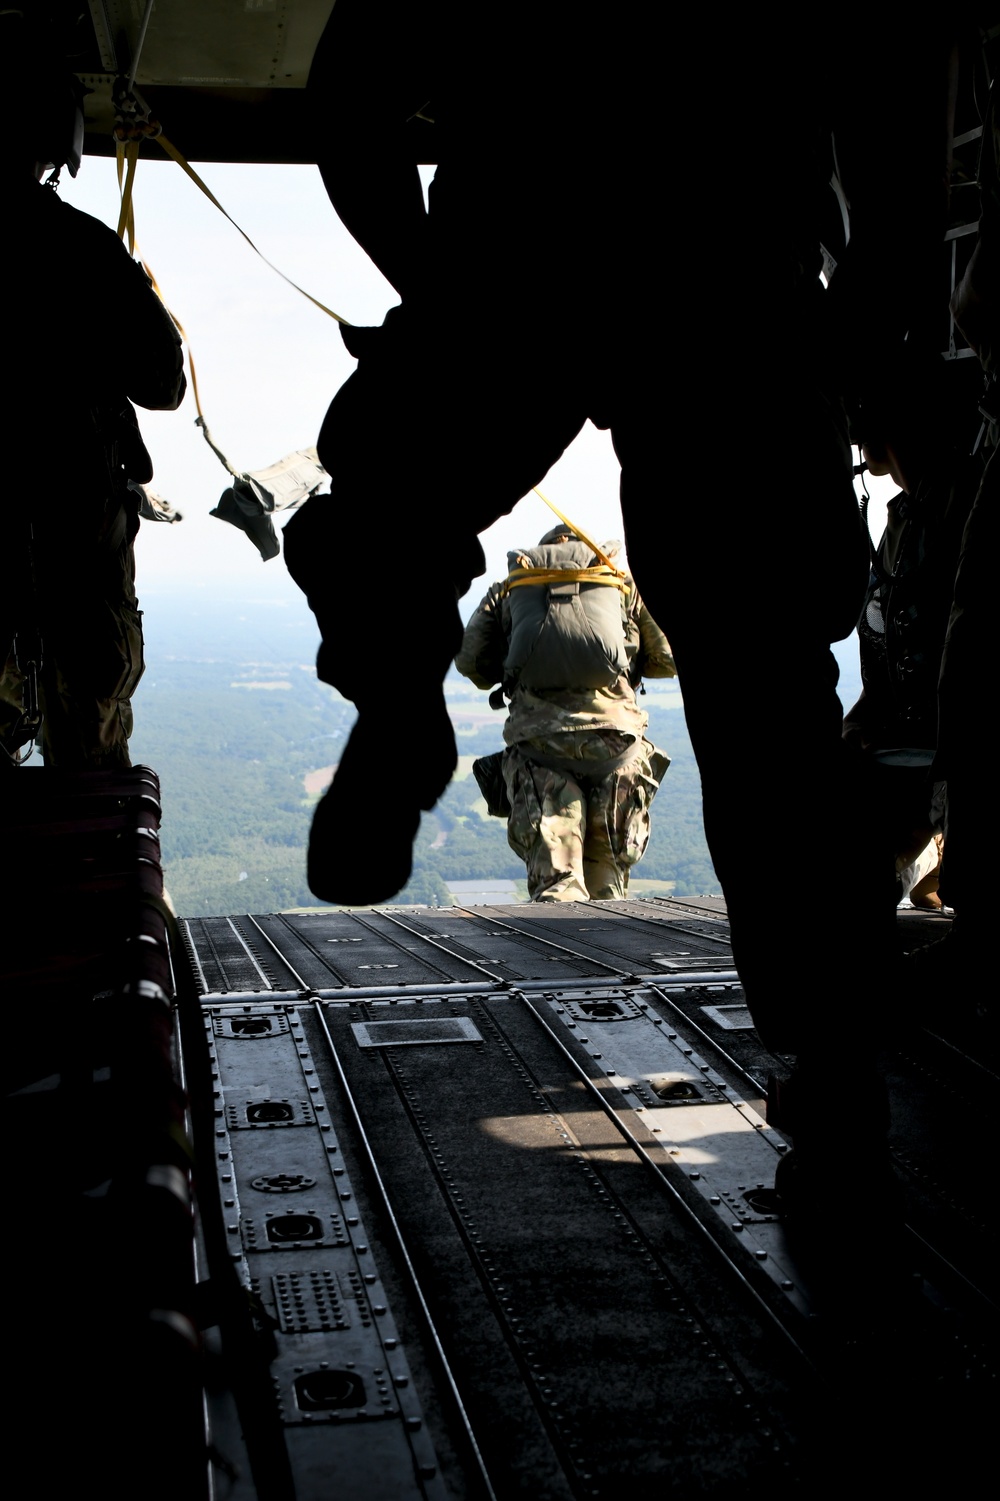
(61, 154), (630, 614)
(61, 150), (895, 659)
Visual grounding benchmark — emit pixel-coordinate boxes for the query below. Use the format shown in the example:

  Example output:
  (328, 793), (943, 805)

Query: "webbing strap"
(506, 566), (626, 592)
(531, 486), (623, 577)
(115, 137), (138, 252)
(134, 253), (226, 465)
(155, 134), (350, 325)
(112, 131), (349, 475)
(114, 192), (234, 477)
(111, 144), (238, 477)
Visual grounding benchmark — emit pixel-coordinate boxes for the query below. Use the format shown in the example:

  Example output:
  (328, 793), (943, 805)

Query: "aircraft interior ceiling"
(40, 4), (992, 189)
(87, 0), (330, 86)
(77, 0), (333, 163)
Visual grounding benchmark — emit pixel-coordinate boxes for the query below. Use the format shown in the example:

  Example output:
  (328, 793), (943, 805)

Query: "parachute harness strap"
(506, 566), (626, 593)
(505, 487), (629, 595)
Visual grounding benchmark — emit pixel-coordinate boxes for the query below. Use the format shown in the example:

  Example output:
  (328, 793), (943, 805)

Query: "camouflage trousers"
(0, 530), (143, 770)
(503, 731), (669, 902)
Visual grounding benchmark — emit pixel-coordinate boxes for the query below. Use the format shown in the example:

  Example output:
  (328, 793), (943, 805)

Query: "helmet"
(0, 10), (86, 178)
(34, 66), (86, 177)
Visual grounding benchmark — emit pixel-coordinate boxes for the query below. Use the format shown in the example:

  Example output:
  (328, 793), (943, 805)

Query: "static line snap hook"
(112, 76), (159, 139)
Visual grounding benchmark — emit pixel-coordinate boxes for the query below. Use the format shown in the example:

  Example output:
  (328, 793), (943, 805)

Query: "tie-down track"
(181, 899), (999, 1497)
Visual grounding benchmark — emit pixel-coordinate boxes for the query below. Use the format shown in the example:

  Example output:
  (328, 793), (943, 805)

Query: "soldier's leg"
(584, 740), (666, 901)
(285, 316), (587, 906)
(33, 533), (143, 770)
(611, 362), (891, 1054)
(582, 822), (628, 901)
(503, 748), (589, 902)
(610, 319), (898, 1229)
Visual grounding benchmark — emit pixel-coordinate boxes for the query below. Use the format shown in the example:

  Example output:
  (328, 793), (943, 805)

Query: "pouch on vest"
(503, 541), (629, 692)
(472, 751), (512, 818)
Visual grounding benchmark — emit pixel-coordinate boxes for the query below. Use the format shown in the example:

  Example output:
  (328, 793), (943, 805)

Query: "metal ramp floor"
(180, 899), (998, 1498)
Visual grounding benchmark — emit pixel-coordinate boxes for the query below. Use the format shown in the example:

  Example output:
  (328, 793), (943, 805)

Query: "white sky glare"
(62, 146), (894, 692)
(63, 155), (627, 609)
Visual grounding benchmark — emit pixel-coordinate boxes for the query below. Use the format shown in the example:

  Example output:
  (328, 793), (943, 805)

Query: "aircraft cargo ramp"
(5, 772), (997, 1498)
(180, 902), (999, 1499)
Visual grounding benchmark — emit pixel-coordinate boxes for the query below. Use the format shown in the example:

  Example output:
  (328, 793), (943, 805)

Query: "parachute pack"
(502, 539), (630, 693)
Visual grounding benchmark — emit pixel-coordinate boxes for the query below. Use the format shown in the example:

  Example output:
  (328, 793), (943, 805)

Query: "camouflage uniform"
(504, 730), (669, 901)
(0, 500), (145, 768)
(456, 549), (674, 902)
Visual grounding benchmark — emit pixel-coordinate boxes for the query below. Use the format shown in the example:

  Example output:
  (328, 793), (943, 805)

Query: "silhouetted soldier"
(286, 2), (957, 1212)
(456, 524), (674, 901)
(0, 19), (186, 769)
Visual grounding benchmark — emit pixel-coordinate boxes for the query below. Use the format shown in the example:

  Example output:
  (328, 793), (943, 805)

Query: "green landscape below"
(79, 582), (862, 918)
